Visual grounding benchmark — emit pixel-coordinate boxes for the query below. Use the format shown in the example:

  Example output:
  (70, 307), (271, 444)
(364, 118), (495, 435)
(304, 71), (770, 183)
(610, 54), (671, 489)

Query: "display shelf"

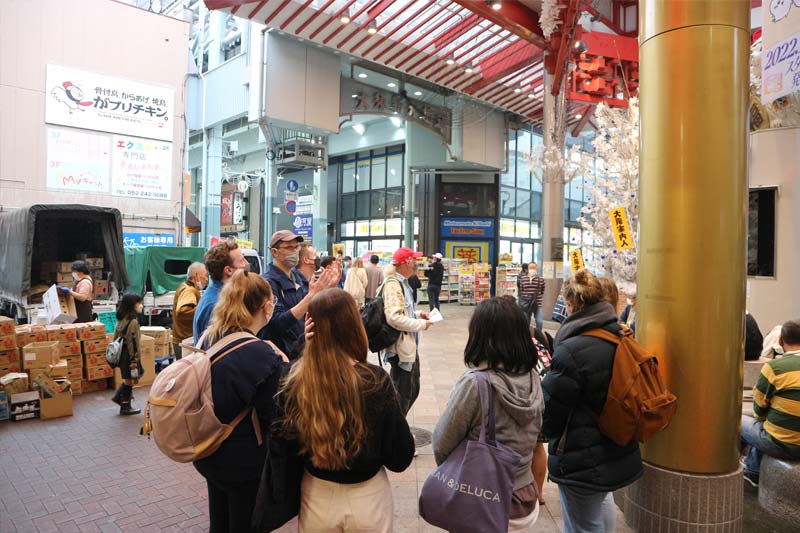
(496, 264), (521, 298)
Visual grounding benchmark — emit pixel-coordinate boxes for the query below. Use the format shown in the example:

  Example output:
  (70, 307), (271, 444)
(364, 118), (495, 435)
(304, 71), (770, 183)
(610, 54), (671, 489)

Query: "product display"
(496, 264), (521, 299)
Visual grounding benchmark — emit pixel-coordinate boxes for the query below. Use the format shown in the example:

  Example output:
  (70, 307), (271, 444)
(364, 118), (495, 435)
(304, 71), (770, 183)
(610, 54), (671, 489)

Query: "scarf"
(554, 301), (619, 348)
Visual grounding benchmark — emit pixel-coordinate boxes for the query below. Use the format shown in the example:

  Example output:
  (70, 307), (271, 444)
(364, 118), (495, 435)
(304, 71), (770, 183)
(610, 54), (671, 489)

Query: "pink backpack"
(142, 332), (262, 463)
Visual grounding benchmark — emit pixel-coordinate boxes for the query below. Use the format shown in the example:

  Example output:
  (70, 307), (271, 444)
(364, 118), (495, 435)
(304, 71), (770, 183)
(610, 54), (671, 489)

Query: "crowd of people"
(109, 231), (800, 533)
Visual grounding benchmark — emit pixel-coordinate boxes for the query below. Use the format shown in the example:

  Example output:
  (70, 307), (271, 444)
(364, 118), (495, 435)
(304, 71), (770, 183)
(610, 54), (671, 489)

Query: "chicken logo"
(770, 0), (800, 22)
(50, 81), (93, 113)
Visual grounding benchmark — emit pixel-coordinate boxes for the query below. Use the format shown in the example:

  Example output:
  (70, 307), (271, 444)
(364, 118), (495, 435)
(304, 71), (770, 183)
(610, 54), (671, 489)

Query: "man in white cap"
(424, 253), (445, 311)
(259, 230), (339, 359)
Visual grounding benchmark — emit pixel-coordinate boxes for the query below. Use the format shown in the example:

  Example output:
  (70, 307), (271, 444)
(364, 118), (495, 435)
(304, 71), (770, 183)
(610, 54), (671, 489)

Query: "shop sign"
(570, 249), (585, 272)
(46, 65), (174, 142)
(370, 220), (385, 235)
(292, 214), (313, 238)
(762, 1), (800, 105)
(515, 220), (529, 238)
(123, 232), (175, 247)
(458, 263), (475, 275)
(341, 78), (452, 143)
(295, 195), (313, 215)
(235, 238), (254, 250)
(441, 218), (495, 239)
(222, 192), (244, 226)
(386, 218), (402, 235)
(444, 241), (493, 263)
(498, 253), (514, 264)
(46, 127), (110, 193)
(608, 206), (634, 250)
(111, 135), (172, 200)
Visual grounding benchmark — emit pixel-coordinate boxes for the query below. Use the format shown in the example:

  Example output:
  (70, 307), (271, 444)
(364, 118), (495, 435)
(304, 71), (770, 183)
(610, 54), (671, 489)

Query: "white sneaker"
(414, 449), (418, 457)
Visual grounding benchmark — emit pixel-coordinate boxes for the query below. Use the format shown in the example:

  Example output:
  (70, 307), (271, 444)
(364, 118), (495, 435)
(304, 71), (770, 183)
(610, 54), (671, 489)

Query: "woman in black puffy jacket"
(541, 269), (643, 533)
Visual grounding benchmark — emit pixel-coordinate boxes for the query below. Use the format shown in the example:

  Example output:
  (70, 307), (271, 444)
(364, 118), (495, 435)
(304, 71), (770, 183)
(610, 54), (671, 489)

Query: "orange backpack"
(582, 328), (678, 446)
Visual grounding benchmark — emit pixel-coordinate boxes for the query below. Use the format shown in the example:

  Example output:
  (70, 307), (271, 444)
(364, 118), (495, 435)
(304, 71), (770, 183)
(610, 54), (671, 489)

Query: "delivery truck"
(0, 205), (130, 323)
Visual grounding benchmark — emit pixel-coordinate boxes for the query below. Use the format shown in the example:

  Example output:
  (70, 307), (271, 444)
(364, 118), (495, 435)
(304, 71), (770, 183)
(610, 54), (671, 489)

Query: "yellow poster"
(235, 238), (254, 250)
(458, 263), (475, 275)
(498, 253), (513, 264)
(608, 206), (634, 250)
(474, 263), (491, 273)
(570, 249), (585, 272)
(445, 241), (490, 264)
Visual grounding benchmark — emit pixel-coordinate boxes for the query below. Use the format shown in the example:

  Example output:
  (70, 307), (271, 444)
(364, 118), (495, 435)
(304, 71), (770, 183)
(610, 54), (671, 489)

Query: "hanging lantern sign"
(608, 206), (635, 250)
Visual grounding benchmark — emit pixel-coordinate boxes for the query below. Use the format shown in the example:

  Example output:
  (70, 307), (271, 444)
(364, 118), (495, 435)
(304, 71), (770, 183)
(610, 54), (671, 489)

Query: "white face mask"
(72, 272), (80, 282)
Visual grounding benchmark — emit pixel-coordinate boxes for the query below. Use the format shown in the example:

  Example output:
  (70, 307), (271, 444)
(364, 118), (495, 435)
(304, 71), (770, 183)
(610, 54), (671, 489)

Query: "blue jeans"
(558, 485), (616, 533)
(533, 305), (543, 331)
(740, 415), (792, 474)
(427, 285), (441, 311)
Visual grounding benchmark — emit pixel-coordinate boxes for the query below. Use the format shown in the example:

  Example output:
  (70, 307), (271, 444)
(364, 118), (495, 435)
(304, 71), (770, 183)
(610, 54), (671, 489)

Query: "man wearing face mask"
(57, 261), (94, 323)
(172, 262), (207, 358)
(193, 240), (250, 343)
(297, 242), (320, 286)
(259, 230), (340, 360)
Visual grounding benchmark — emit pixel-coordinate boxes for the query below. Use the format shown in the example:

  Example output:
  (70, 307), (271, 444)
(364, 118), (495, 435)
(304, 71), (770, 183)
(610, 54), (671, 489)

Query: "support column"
(312, 167), (329, 253)
(540, 61), (567, 313)
(203, 125), (223, 245)
(623, 2), (749, 531)
(403, 121), (416, 248)
(262, 155), (277, 253)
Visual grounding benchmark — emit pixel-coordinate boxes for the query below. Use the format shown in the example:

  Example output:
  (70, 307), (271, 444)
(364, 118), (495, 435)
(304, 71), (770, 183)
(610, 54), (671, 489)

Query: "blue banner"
(440, 217), (495, 239)
(292, 214), (313, 238)
(123, 232), (175, 247)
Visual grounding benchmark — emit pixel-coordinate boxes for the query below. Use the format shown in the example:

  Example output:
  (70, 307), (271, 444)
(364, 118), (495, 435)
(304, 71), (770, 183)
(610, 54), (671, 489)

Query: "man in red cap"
(259, 230), (340, 359)
(380, 246), (432, 416)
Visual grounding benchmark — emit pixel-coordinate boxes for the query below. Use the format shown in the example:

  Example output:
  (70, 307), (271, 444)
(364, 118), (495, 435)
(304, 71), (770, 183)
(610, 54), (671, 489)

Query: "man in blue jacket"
(259, 230), (340, 359)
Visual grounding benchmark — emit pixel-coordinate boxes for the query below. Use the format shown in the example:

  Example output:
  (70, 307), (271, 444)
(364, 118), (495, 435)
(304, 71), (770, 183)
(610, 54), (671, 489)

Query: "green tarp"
(124, 247), (205, 296)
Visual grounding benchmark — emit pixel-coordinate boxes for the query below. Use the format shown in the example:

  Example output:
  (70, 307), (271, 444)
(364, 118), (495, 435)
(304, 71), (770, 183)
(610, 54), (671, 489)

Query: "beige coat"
(381, 265), (427, 363)
(343, 267), (369, 307)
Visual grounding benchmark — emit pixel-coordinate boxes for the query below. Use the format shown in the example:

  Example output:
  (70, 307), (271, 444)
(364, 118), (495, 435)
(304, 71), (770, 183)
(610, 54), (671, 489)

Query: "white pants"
(508, 501), (540, 532)
(299, 467), (393, 533)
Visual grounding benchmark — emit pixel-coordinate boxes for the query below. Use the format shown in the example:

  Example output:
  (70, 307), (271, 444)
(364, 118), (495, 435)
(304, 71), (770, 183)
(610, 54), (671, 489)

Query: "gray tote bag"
(419, 371), (521, 532)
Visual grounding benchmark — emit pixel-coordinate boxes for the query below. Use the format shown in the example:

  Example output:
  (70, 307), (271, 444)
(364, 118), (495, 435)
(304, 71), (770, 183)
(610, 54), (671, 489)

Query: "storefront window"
(342, 161), (356, 193)
(341, 194), (355, 220)
(356, 191), (370, 219)
(441, 183), (497, 217)
(386, 187), (403, 217)
(371, 190), (386, 218)
(356, 154), (370, 192)
(500, 188), (516, 217)
(372, 151), (386, 189)
(387, 153), (403, 188)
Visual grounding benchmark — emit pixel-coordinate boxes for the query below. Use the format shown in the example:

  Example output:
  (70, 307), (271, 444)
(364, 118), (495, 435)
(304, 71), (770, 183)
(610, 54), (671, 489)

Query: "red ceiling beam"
(549, 0), (582, 96)
(570, 105), (593, 136)
(430, 27), (508, 83)
(388, 8), (464, 68)
(323, 0), (381, 44)
(336, 0), (401, 48)
(280, 0), (315, 30)
(452, 0), (547, 49)
(372, 1), (451, 61)
(309, 0), (360, 40)
(294, 0), (337, 34)
(352, 0), (431, 54)
(246, 0), (267, 19)
(433, 13), (481, 52)
(462, 40), (541, 93)
(582, 31), (638, 62)
(264, 0), (292, 25)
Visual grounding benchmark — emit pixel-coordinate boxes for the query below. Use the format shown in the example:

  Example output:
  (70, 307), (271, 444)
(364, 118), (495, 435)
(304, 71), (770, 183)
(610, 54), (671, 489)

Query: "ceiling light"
(358, 72), (368, 79)
(413, 91), (422, 96)
(387, 82), (397, 88)
(489, 0), (502, 11)
(340, 9), (351, 24)
(527, 93), (535, 99)
(576, 113), (583, 119)
(353, 123), (366, 135)
(367, 21), (378, 34)
(465, 67), (473, 73)
(390, 117), (402, 127)
(351, 94), (358, 98)
(445, 54), (455, 65)
(573, 40), (588, 54)
(514, 87), (521, 93)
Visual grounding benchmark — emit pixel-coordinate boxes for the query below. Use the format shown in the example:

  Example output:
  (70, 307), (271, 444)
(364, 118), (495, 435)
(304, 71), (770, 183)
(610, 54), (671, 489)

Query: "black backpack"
(360, 280), (401, 353)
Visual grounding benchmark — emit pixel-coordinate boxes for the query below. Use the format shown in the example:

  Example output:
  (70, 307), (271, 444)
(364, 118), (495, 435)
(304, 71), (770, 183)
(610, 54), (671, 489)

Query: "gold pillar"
(637, 1), (749, 474)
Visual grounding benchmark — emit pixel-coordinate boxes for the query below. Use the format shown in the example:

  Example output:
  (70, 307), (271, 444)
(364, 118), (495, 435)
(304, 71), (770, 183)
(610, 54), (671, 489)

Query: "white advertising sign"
(762, 1), (800, 104)
(46, 128), (110, 193)
(111, 135), (172, 200)
(46, 64), (175, 141)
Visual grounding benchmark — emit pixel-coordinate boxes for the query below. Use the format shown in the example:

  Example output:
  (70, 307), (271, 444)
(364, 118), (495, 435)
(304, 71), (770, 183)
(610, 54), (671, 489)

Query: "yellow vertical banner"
(570, 249), (584, 272)
(608, 206), (635, 250)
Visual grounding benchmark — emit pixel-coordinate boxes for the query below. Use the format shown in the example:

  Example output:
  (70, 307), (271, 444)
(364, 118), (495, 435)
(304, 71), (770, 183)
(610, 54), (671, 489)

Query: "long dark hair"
(464, 297), (537, 374)
(117, 293), (142, 320)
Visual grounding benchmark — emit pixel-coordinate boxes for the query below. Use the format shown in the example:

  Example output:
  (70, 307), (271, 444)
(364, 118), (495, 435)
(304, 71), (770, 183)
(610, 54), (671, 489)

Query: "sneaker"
(743, 470), (759, 487)
(414, 449), (418, 458)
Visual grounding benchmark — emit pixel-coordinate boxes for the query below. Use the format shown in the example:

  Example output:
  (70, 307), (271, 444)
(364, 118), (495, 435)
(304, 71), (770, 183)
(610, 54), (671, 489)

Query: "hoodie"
(432, 368), (544, 490)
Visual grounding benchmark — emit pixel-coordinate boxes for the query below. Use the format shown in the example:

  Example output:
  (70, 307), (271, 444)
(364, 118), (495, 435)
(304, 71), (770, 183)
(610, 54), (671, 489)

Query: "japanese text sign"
(46, 65), (175, 141)
(570, 249), (585, 272)
(112, 136), (172, 200)
(292, 214), (313, 238)
(608, 206), (635, 250)
(123, 233), (175, 247)
(762, 31), (800, 104)
(46, 128), (110, 193)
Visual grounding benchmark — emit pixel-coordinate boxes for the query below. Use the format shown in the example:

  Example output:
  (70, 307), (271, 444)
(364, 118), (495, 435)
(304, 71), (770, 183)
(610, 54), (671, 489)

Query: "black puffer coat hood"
(542, 302), (643, 492)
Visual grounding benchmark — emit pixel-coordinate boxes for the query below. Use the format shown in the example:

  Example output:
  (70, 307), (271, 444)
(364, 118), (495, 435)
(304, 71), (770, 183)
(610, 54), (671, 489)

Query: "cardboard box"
(56, 262), (73, 273)
(0, 334), (17, 351)
(1, 363), (22, 375)
(82, 338), (109, 354)
(80, 257), (104, 269)
(0, 316), (14, 336)
(140, 327), (169, 345)
(0, 349), (20, 367)
(33, 373), (64, 398)
(16, 329), (48, 346)
(77, 322), (106, 340)
(140, 335), (156, 359)
(71, 380), (83, 395)
(49, 360), (68, 378)
(95, 280), (109, 295)
(66, 367), (83, 381)
(21, 341), (59, 370)
(26, 367), (48, 383)
(83, 352), (107, 367)
(113, 346), (155, 389)
(40, 389), (73, 419)
(9, 391), (40, 421)
(0, 390), (8, 421)
(84, 364), (113, 381)
(22, 341), (60, 369)
(79, 379), (108, 394)
(58, 341), (82, 357)
(63, 354), (83, 368)
(46, 325), (78, 343)
(43, 285), (77, 324)
(56, 272), (73, 284)
(154, 342), (171, 359)
(0, 373), (29, 395)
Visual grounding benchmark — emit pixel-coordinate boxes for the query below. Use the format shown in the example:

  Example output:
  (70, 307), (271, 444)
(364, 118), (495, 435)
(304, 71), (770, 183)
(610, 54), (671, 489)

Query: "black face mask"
(314, 257), (321, 270)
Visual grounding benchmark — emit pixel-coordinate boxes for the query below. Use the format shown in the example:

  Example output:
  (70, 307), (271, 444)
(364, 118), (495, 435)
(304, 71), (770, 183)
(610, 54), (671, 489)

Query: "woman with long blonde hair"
(193, 270), (288, 533)
(273, 288), (415, 532)
(343, 256), (369, 307)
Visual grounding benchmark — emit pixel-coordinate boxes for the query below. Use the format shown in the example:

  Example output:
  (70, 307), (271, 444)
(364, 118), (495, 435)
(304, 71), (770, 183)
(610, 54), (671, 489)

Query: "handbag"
(106, 320), (131, 368)
(251, 431), (304, 532)
(419, 371), (521, 533)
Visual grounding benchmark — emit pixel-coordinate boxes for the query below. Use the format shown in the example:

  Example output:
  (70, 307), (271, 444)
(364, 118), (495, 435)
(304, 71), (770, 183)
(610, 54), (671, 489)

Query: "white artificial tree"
(572, 98), (640, 283)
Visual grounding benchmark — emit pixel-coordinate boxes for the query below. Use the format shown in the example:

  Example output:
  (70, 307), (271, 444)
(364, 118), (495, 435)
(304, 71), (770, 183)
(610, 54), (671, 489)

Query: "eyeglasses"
(270, 295), (278, 305)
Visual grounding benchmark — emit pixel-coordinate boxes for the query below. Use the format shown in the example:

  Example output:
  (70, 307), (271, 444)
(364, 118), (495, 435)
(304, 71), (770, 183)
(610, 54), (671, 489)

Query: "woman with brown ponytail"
(193, 270), (288, 533)
(272, 288), (415, 532)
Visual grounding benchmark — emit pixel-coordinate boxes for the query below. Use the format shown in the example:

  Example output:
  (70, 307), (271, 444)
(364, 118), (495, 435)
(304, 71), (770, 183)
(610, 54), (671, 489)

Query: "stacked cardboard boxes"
(0, 317), (18, 375)
(80, 322), (112, 384)
(113, 334), (156, 388)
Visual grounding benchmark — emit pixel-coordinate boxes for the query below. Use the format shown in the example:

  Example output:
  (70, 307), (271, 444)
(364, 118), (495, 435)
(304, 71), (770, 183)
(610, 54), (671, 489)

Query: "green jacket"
(115, 317), (141, 364)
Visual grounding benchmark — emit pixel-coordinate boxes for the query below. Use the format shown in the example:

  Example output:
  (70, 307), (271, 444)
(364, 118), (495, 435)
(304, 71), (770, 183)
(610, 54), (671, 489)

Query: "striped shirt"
(519, 274), (546, 307)
(753, 351), (800, 457)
